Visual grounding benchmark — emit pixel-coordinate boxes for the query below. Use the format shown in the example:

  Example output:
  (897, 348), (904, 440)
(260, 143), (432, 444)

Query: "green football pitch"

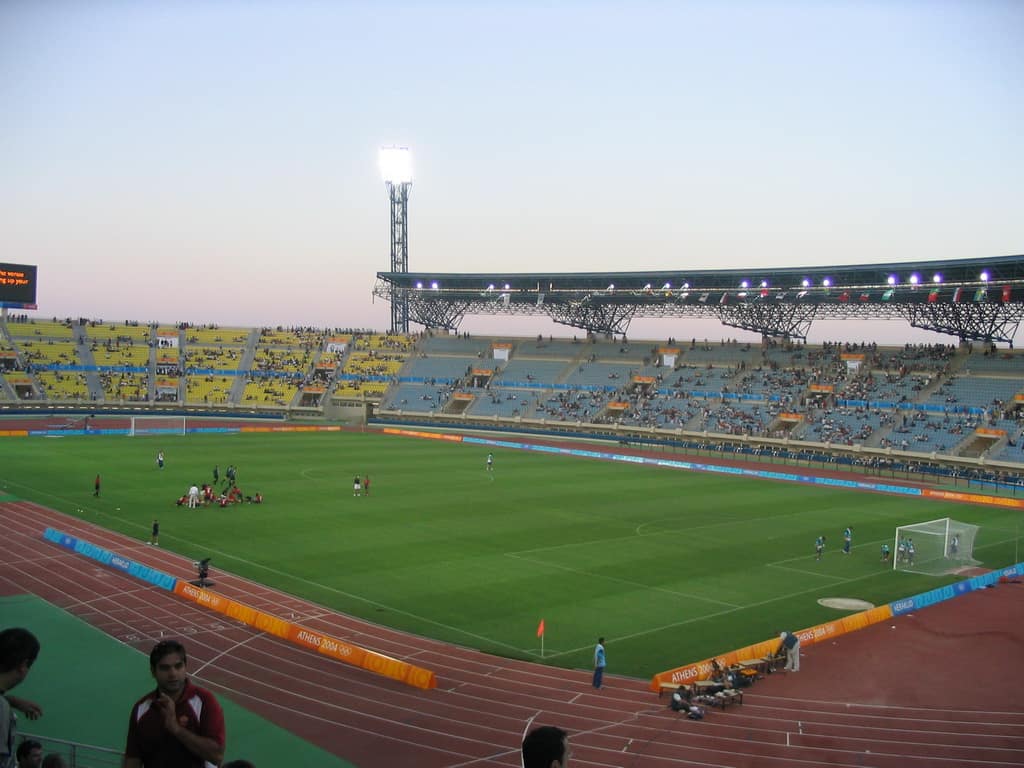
(2, 430), (1019, 679)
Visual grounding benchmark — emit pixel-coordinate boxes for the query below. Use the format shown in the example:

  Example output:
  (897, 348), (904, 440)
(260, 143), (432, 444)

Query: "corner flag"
(536, 619), (545, 638)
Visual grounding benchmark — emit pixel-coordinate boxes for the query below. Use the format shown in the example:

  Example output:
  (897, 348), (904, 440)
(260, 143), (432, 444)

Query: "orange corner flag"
(536, 619), (545, 638)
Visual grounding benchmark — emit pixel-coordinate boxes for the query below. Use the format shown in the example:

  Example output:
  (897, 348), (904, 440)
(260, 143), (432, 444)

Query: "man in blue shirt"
(842, 526), (852, 555)
(592, 637), (606, 689)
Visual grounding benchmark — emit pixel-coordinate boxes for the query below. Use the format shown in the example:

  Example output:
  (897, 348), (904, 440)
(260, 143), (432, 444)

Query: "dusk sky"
(1, 0), (1021, 344)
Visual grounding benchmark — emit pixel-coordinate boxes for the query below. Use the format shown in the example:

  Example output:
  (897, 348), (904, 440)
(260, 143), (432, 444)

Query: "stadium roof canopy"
(374, 254), (1024, 342)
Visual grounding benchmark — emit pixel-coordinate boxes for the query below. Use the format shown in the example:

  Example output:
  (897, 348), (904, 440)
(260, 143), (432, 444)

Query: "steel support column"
(385, 182), (411, 333)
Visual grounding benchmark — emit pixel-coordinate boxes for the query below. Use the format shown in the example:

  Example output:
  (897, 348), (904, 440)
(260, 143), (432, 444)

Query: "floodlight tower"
(380, 146), (413, 333)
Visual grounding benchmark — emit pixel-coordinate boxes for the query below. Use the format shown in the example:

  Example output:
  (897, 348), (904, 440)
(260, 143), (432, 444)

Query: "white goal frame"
(129, 415), (188, 437)
(893, 516), (980, 575)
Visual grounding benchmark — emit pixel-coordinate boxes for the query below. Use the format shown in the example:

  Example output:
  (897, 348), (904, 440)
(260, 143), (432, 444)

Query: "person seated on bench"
(710, 659), (725, 682)
(669, 686), (705, 719)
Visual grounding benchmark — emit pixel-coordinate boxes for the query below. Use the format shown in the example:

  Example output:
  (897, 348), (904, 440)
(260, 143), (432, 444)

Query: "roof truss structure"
(374, 254), (1024, 342)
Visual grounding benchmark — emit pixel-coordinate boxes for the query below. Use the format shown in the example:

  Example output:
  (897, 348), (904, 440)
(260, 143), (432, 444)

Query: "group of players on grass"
(815, 527), (923, 565)
(173, 462), (262, 508)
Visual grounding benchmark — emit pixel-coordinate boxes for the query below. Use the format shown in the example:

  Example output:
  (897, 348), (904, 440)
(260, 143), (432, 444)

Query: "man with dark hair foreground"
(1, 628), (42, 768)
(522, 725), (569, 768)
(123, 639), (225, 768)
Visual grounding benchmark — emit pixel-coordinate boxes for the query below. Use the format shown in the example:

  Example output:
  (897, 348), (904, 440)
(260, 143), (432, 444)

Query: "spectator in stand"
(14, 739), (41, 768)
(40, 756), (65, 768)
(123, 639), (225, 768)
(522, 725), (569, 768)
(1, 628), (42, 768)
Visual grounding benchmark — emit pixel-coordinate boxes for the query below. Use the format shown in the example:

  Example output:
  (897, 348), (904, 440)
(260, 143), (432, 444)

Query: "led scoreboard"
(0, 263), (38, 309)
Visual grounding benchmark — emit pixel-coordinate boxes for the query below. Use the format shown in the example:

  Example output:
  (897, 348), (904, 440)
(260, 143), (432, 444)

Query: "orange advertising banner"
(492, 343), (513, 349)
(657, 348), (681, 354)
(975, 427), (1007, 437)
(302, 386), (326, 394)
(650, 605), (892, 691)
(632, 376), (656, 384)
(809, 384), (835, 393)
(471, 369), (493, 376)
(452, 392), (475, 401)
(1015, 394), (1024, 403)
(840, 353), (865, 361)
(779, 413), (803, 422)
(173, 581), (437, 690)
(382, 427), (464, 442)
(0, 430), (29, 437)
(606, 402), (630, 410)
(921, 489), (1024, 509)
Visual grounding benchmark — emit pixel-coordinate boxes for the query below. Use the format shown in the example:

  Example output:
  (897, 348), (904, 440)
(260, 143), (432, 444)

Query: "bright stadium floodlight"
(887, 275), (897, 285)
(910, 273), (920, 285)
(380, 146), (413, 333)
(379, 146), (413, 184)
(801, 278), (810, 288)
(980, 270), (990, 282)
(933, 273), (943, 283)
(822, 278), (831, 287)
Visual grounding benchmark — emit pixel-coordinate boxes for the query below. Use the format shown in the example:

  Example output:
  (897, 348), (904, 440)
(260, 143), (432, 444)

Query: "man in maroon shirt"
(123, 640), (225, 768)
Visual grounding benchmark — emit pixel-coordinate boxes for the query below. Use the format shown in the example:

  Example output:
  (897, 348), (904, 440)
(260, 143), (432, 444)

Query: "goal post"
(129, 415), (187, 437)
(893, 517), (980, 575)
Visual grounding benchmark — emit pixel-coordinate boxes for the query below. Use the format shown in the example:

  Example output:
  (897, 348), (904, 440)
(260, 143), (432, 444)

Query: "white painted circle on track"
(818, 597), (875, 610)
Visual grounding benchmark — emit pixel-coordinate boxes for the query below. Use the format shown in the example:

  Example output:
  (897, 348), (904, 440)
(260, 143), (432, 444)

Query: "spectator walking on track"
(1, 627), (42, 768)
(592, 637), (606, 689)
(522, 725), (569, 768)
(123, 639), (225, 768)
(148, 519), (159, 547)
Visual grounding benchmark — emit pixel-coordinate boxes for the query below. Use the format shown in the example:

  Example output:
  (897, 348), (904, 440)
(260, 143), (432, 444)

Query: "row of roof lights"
(416, 271), (995, 291)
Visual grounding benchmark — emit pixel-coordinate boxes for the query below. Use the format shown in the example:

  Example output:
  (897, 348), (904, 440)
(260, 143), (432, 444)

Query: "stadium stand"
(0, 316), (1021, 482)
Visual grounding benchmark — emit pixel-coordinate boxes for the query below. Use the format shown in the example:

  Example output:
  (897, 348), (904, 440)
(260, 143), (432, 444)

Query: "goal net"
(129, 415), (187, 437)
(893, 517), (980, 575)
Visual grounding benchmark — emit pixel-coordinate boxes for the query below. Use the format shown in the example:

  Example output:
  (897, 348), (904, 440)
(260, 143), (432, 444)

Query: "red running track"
(2, 500), (1022, 768)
